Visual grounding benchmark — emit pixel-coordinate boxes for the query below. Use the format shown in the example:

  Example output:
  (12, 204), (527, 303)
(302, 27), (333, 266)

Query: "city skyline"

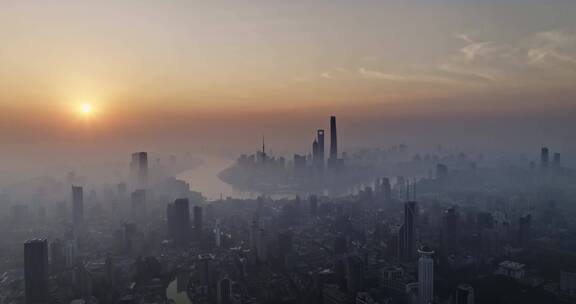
(1, 1), (576, 163)
(2, 2), (576, 304)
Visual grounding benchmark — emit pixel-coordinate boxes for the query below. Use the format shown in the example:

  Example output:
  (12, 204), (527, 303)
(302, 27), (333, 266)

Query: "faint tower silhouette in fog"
(130, 152), (148, 189)
(50, 239), (66, 275)
(313, 129), (325, 172)
(257, 136), (267, 164)
(71, 186), (84, 228)
(24, 239), (49, 304)
(312, 140), (319, 163)
(130, 189), (147, 223)
(553, 152), (561, 167)
(329, 116), (338, 160)
(436, 164), (448, 180)
(540, 147), (549, 169)
(309, 195), (318, 217)
(418, 246), (434, 304)
(193, 205), (203, 239)
(317, 129), (325, 162)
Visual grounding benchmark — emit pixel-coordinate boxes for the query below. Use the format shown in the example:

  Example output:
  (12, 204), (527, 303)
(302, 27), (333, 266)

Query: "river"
(177, 156), (263, 201)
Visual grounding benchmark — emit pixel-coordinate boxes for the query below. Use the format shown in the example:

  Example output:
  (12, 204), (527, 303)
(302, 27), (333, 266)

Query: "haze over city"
(1, 1), (576, 304)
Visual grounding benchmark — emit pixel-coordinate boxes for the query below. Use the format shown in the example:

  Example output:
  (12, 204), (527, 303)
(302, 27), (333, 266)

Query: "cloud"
(436, 64), (496, 83)
(526, 30), (576, 70)
(445, 30), (576, 85)
(358, 68), (406, 81)
(456, 33), (501, 63)
(532, 30), (576, 46)
(460, 41), (498, 63)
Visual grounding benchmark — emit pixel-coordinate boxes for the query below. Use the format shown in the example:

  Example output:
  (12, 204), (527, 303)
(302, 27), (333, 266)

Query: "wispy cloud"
(290, 30), (576, 88)
(526, 30), (576, 70)
(436, 64), (497, 83)
(358, 68), (406, 81)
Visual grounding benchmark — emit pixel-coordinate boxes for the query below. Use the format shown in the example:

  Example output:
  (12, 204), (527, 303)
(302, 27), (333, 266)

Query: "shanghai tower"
(329, 116), (338, 160)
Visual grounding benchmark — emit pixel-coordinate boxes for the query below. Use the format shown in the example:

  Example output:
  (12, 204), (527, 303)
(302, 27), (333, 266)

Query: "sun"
(80, 103), (92, 114)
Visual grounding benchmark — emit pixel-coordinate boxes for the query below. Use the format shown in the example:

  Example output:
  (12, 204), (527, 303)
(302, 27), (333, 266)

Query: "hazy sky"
(1, 0), (576, 163)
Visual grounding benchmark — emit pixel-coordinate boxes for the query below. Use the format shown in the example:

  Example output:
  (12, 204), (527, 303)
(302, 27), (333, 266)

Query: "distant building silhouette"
(24, 239), (49, 304)
(541, 147), (549, 169)
(167, 198), (190, 246)
(317, 129), (325, 162)
(400, 201), (418, 261)
(378, 177), (392, 203)
(313, 129), (326, 172)
(193, 205), (203, 240)
(294, 154), (307, 171)
(130, 152), (148, 189)
(436, 163), (448, 180)
(329, 116), (338, 161)
(50, 239), (66, 275)
(130, 189), (146, 223)
(441, 207), (458, 253)
(71, 186), (84, 228)
(553, 152), (561, 168)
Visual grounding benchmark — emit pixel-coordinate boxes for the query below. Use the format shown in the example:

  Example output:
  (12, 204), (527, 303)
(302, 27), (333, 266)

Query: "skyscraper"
(329, 116), (338, 160)
(50, 239), (66, 275)
(172, 198), (190, 246)
(381, 177), (392, 203)
(418, 246), (434, 304)
(193, 205), (203, 240)
(130, 189), (147, 222)
(217, 277), (233, 304)
(130, 152), (149, 189)
(312, 139), (319, 162)
(24, 239), (49, 304)
(167, 202), (176, 239)
(71, 186), (84, 228)
(313, 129), (326, 172)
(317, 129), (325, 164)
(541, 147), (549, 169)
(400, 201), (418, 261)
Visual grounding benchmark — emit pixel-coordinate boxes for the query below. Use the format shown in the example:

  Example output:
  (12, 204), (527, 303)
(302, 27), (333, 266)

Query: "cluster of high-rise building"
(309, 115), (344, 174)
(222, 116), (352, 193)
(3, 140), (576, 304)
